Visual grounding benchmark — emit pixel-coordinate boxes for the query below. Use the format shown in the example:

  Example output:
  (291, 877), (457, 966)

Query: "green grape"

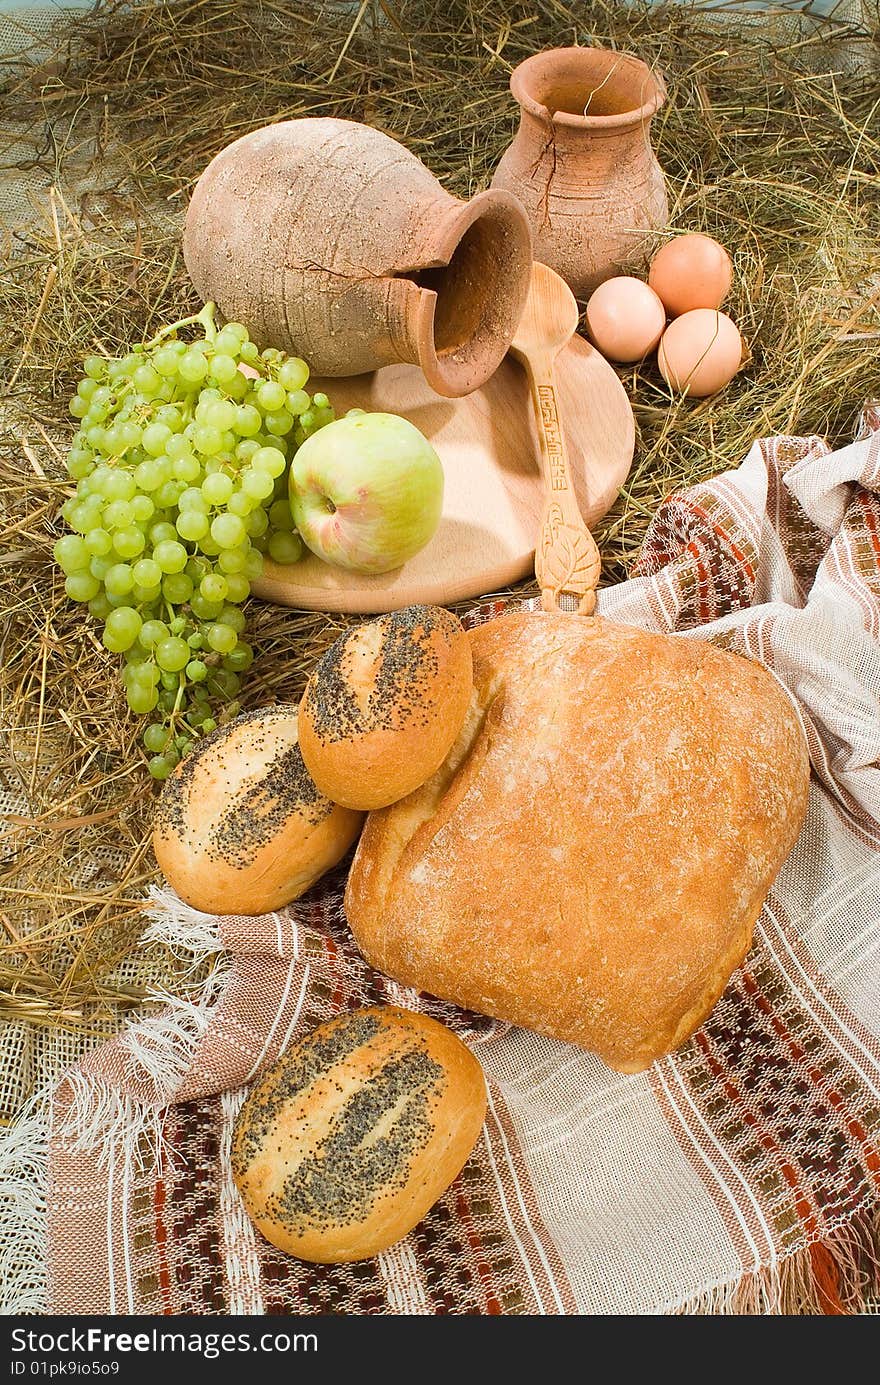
(190, 593), (223, 621)
(264, 410), (293, 436)
(69, 396), (89, 419)
(104, 471), (136, 502)
(149, 521), (177, 546)
(202, 472), (233, 506)
(215, 323), (248, 352)
(256, 380), (286, 413)
(192, 424), (223, 456)
(155, 479), (185, 509)
(104, 500), (134, 530)
(156, 637), (190, 672)
(131, 495), (155, 524)
(89, 554), (114, 581)
(113, 527), (146, 559)
(278, 357), (309, 391)
(133, 363), (161, 395)
(206, 622), (238, 654)
(153, 347), (180, 377)
(173, 455), (201, 483)
(240, 340), (260, 364)
(209, 353), (240, 386)
(203, 399), (237, 431)
(311, 391), (330, 410)
(286, 389), (311, 416)
(186, 659), (208, 682)
(224, 640), (254, 672)
(246, 506), (269, 537)
(142, 422), (172, 456)
(234, 405), (262, 437)
(140, 619), (169, 648)
(105, 563), (134, 596)
(132, 557), (162, 589)
(211, 513), (246, 548)
(243, 549), (264, 580)
(76, 378), (98, 401)
(143, 723), (170, 752)
(187, 631), (204, 650)
(126, 684), (158, 714)
(223, 573), (250, 602)
(84, 355), (107, 380)
(228, 490), (255, 518)
(153, 540), (188, 573)
(268, 530), (303, 565)
(200, 573), (228, 603)
(166, 433), (194, 461)
(176, 510), (209, 541)
(179, 352), (209, 383)
(134, 459), (163, 492)
(132, 583), (161, 606)
(103, 607), (142, 652)
(218, 547), (246, 573)
(242, 469), (274, 501)
(162, 573), (194, 604)
(207, 668), (241, 697)
(65, 572), (101, 602)
(54, 534), (90, 572)
(268, 498), (294, 530)
(252, 446), (287, 478)
(148, 755), (172, 780)
(88, 592), (113, 620)
(218, 603), (246, 634)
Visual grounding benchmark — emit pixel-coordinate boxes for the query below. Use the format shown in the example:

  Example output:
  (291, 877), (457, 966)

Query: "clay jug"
(491, 47), (668, 300)
(184, 118), (533, 398)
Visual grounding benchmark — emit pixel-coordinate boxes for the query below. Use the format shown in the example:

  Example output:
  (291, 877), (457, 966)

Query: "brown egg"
(585, 276), (667, 363)
(649, 234), (733, 318)
(657, 309), (743, 398)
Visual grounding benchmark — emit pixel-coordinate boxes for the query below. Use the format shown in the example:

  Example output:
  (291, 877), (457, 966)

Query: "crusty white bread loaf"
(344, 613), (810, 1073)
(232, 1005), (487, 1262)
(298, 604), (473, 811)
(153, 704), (362, 915)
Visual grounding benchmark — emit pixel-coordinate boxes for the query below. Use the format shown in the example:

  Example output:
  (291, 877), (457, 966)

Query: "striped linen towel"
(43, 406), (880, 1315)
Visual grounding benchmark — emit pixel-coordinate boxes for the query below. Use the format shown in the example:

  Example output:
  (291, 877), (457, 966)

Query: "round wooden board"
(252, 332), (634, 614)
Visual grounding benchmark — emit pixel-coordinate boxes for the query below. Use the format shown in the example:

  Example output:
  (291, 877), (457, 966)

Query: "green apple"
(289, 412), (444, 574)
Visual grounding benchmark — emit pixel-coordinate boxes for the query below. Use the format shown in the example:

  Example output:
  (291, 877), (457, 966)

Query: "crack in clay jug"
(491, 47), (668, 300)
(183, 118), (533, 399)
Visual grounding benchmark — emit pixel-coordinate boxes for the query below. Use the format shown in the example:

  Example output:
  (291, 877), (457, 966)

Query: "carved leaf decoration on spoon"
(535, 503), (601, 614)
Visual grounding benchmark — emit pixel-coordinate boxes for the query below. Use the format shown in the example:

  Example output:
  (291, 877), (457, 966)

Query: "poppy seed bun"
(153, 705), (363, 915)
(297, 605), (474, 811)
(231, 1005), (487, 1263)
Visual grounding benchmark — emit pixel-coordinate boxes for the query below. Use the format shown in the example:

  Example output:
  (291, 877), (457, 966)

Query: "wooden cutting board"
(252, 332), (634, 614)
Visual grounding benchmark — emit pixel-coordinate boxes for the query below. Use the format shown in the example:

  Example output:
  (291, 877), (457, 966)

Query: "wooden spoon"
(509, 262), (602, 615)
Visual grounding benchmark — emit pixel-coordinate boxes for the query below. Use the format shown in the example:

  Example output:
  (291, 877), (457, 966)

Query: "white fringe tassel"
(2, 887), (230, 1314)
(0, 1093), (50, 1315)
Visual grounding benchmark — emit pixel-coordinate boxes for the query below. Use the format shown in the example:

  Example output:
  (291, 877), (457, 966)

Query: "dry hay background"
(0, 0), (879, 1118)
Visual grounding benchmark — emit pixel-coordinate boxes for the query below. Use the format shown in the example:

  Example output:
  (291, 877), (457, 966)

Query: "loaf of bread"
(232, 1005), (487, 1262)
(154, 705), (363, 915)
(344, 612), (810, 1073)
(298, 604), (473, 810)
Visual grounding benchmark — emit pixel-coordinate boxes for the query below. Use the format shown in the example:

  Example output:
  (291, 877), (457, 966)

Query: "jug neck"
(510, 46), (665, 145)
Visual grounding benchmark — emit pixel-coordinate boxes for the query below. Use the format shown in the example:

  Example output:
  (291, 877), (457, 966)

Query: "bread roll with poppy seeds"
(153, 705), (363, 915)
(231, 1005), (487, 1262)
(297, 604), (473, 810)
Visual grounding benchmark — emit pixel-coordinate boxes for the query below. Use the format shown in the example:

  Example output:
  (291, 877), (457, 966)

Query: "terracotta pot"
(491, 47), (668, 299)
(183, 118), (533, 398)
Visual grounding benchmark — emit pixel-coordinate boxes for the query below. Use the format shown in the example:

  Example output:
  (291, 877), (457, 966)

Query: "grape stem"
(144, 301), (217, 349)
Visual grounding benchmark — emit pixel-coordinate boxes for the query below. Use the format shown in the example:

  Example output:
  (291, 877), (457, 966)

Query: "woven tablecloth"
(39, 406), (880, 1315)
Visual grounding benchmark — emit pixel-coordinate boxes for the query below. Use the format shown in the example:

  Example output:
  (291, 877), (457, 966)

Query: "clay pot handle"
(522, 349), (601, 615)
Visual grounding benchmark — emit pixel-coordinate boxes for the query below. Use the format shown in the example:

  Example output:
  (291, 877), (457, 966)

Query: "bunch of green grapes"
(53, 303), (334, 779)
